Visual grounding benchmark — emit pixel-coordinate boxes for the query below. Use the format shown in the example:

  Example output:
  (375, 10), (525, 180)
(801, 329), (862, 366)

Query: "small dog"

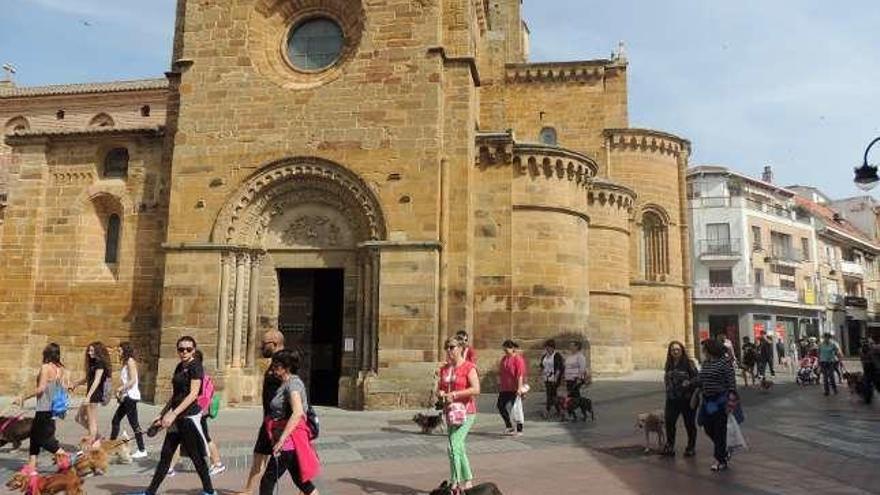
(556, 396), (594, 422)
(430, 480), (503, 495)
(844, 371), (865, 394)
(6, 466), (83, 495)
(0, 416), (34, 450)
(636, 410), (665, 452)
(73, 437), (129, 477)
(413, 413), (445, 434)
(758, 376), (774, 391)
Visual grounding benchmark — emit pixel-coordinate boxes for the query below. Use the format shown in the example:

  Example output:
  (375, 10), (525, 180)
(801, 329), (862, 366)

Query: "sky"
(1, 0), (879, 199)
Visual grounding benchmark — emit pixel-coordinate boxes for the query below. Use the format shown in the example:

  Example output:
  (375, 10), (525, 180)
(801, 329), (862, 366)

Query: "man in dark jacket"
(756, 333), (775, 378)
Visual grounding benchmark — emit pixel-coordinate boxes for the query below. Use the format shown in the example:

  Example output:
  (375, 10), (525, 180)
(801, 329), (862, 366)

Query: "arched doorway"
(212, 157), (386, 407)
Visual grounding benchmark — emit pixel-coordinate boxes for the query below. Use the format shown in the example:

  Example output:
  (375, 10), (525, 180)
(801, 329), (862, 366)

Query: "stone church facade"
(0, 0), (692, 408)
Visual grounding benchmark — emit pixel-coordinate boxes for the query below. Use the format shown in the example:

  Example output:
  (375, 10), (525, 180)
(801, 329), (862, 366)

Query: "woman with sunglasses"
(129, 336), (216, 495)
(436, 336), (481, 492)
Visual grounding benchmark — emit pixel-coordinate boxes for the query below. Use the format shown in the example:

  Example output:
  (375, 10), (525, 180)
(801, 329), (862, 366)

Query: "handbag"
(444, 365), (467, 426)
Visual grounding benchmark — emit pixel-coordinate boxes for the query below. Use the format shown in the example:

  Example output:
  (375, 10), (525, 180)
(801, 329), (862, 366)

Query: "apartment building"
(790, 189), (880, 356)
(688, 166), (823, 358)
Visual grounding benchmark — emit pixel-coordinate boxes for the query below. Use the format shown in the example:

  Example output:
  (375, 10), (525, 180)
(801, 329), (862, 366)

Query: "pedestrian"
(127, 336), (216, 495)
(740, 337), (757, 387)
(68, 341), (111, 448)
(234, 329), (285, 495)
(661, 341), (697, 457)
(859, 338), (873, 404)
(697, 339), (736, 472)
(497, 340), (526, 436)
(776, 338), (786, 366)
(437, 336), (481, 492)
(259, 350), (321, 495)
(756, 333), (775, 378)
(539, 339), (564, 419)
(563, 341), (590, 400)
(456, 330), (477, 364)
(13, 343), (70, 470)
(110, 342), (147, 459)
(818, 332), (841, 396)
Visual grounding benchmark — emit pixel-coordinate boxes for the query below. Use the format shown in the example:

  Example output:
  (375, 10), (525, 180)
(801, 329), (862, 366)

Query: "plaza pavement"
(1, 367), (879, 495)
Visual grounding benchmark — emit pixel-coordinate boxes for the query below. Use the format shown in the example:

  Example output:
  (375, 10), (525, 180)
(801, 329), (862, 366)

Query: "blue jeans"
(820, 361), (837, 395)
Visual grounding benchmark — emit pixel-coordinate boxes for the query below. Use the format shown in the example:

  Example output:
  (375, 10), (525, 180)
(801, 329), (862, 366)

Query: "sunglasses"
(177, 346), (195, 353)
(445, 345), (457, 351)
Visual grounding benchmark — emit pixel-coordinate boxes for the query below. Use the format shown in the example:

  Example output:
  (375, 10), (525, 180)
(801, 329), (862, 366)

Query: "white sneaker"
(209, 463), (227, 477)
(131, 450), (148, 459)
(166, 468), (177, 477)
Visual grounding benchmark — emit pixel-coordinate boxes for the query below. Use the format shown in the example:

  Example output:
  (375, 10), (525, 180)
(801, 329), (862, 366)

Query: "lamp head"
(854, 162), (879, 191)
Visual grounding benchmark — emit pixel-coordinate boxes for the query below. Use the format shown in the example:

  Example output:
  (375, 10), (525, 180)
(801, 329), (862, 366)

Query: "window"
(754, 268), (764, 286)
(287, 18), (345, 71)
(104, 214), (121, 263)
(751, 226), (762, 250)
(706, 223), (731, 254)
(56, 109), (65, 120)
(642, 210), (669, 281)
(103, 148), (129, 178)
(780, 278), (796, 290)
(4, 116), (29, 133)
(140, 105), (151, 117)
(539, 127), (558, 146)
(89, 113), (115, 127)
(709, 269), (733, 287)
(868, 288), (876, 302)
(770, 231), (793, 260)
(801, 237), (810, 261)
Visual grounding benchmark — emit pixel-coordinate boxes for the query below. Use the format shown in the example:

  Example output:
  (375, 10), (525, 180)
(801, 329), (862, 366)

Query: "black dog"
(556, 396), (594, 421)
(430, 480), (503, 495)
(0, 416), (33, 450)
(413, 413), (444, 434)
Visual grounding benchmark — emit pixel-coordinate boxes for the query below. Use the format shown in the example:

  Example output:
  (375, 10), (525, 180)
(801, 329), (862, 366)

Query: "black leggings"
(544, 381), (560, 413)
(146, 416), (213, 495)
(260, 451), (316, 495)
(702, 410), (728, 464)
(29, 411), (61, 457)
(496, 391), (521, 431)
(110, 397), (145, 451)
(664, 398), (696, 451)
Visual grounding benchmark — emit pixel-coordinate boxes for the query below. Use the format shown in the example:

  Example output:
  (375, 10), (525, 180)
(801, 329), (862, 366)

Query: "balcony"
(840, 260), (864, 278)
(694, 284), (755, 299)
(845, 296), (868, 308)
(745, 198), (793, 219)
(698, 239), (741, 263)
(769, 247), (805, 264)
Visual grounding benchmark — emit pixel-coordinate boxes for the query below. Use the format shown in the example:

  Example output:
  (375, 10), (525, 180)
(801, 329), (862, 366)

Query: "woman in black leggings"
(15, 343), (69, 469)
(128, 336), (215, 495)
(110, 342), (146, 457)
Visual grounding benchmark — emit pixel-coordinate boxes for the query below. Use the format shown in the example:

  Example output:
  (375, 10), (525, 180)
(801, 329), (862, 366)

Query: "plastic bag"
(726, 413), (748, 451)
(511, 396), (524, 424)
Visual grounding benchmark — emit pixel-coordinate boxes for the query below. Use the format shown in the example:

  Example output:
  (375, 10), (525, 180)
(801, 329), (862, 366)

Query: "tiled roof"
(0, 78), (168, 98)
(794, 196), (879, 249)
(5, 125), (165, 141)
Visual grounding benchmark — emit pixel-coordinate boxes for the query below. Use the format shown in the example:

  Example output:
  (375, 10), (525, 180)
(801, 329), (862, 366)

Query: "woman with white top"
(110, 342), (147, 458)
(563, 341), (590, 399)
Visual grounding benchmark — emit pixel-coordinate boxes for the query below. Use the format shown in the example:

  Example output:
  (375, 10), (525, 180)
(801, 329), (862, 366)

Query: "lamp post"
(854, 137), (880, 191)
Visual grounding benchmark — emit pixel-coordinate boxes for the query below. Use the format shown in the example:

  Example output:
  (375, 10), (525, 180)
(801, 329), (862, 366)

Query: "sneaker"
(131, 450), (148, 460)
(209, 463), (227, 476)
(502, 428), (515, 436)
(166, 468), (176, 478)
(710, 462), (728, 472)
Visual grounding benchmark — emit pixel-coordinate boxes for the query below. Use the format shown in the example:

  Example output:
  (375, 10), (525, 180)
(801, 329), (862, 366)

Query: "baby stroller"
(796, 355), (819, 386)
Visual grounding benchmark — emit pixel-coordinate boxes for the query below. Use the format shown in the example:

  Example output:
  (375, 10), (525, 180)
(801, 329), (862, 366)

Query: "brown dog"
(73, 437), (130, 477)
(0, 416), (34, 450)
(6, 468), (83, 495)
(430, 480), (503, 494)
(413, 413), (444, 434)
(636, 410), (665, 452)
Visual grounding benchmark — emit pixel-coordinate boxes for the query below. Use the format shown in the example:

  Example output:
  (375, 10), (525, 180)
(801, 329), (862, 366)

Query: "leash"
(0, 412), (25, 435)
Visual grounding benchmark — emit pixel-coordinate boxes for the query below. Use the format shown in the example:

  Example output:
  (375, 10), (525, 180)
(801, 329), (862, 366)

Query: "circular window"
(287, 18), (345, 71)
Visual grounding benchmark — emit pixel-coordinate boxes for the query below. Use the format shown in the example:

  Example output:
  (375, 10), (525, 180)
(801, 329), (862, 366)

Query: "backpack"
(207, 394), (221, 419)
(306, 405), (319, 440)
(51, 384), (69, 419)
(197, 374), (216, 413)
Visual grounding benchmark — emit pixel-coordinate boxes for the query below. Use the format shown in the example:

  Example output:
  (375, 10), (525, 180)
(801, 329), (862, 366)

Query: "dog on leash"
(0, 415), (33, 451)
(6, 462), (83, 495)
(73, 437), (130, 477)
(556, 396), (594, 422)
(636, 410), (665, 453)
(844, 371), (865, 394)
(430, 480), (503, 495)
(413, 412), (445, 434)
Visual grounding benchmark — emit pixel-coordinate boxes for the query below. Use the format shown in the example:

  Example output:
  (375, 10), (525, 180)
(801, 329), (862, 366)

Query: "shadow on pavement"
(338, 477), (427, 494)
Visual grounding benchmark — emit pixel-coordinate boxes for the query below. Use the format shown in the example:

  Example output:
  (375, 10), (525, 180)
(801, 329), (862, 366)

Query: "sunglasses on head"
(177, 346), (195, 353)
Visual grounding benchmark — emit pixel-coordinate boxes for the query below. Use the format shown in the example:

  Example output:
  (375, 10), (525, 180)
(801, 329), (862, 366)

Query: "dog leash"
(0, 412), (25, 435)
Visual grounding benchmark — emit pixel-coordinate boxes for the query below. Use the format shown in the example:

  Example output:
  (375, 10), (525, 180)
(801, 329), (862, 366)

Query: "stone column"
(369, 249), (380, 371)
(217, 252), (231, 368)
(246, 252), (262, 368)
(232, 252), (247, 368)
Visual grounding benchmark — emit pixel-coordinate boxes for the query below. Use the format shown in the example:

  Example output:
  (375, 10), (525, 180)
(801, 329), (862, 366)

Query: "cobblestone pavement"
(1, 370), (878, 494)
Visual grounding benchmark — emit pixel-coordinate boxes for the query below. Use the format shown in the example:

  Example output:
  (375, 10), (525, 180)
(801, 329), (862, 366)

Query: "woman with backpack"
(259, 349), (321, 495)
(110, 342), (147, 459)
(69, 341), (112, 447)
(15, 343), (70, 469)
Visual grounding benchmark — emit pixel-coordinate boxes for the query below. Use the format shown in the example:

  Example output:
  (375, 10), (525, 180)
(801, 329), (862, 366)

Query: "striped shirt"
(698, 357), (736, 397)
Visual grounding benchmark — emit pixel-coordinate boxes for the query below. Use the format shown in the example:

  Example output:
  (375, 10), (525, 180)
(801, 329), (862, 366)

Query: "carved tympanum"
(282, 215), (341, 247)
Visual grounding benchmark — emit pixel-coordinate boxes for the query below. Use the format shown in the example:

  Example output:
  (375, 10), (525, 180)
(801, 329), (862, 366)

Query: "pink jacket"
(265, 416), (321, 482)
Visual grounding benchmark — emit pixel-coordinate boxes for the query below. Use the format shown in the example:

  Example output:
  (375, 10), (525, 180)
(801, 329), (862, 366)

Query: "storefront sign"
(753, 322), (766, 339)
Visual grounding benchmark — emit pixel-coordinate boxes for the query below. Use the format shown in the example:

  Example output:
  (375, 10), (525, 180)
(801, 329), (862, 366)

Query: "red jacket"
(499, 353), (526, 392)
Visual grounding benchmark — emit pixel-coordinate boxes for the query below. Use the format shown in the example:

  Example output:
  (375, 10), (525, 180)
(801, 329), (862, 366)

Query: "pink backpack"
(197, 374), (215, 413)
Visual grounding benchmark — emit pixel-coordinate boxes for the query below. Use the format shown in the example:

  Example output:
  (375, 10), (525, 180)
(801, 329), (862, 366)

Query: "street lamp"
(854, 136), (880, 191)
